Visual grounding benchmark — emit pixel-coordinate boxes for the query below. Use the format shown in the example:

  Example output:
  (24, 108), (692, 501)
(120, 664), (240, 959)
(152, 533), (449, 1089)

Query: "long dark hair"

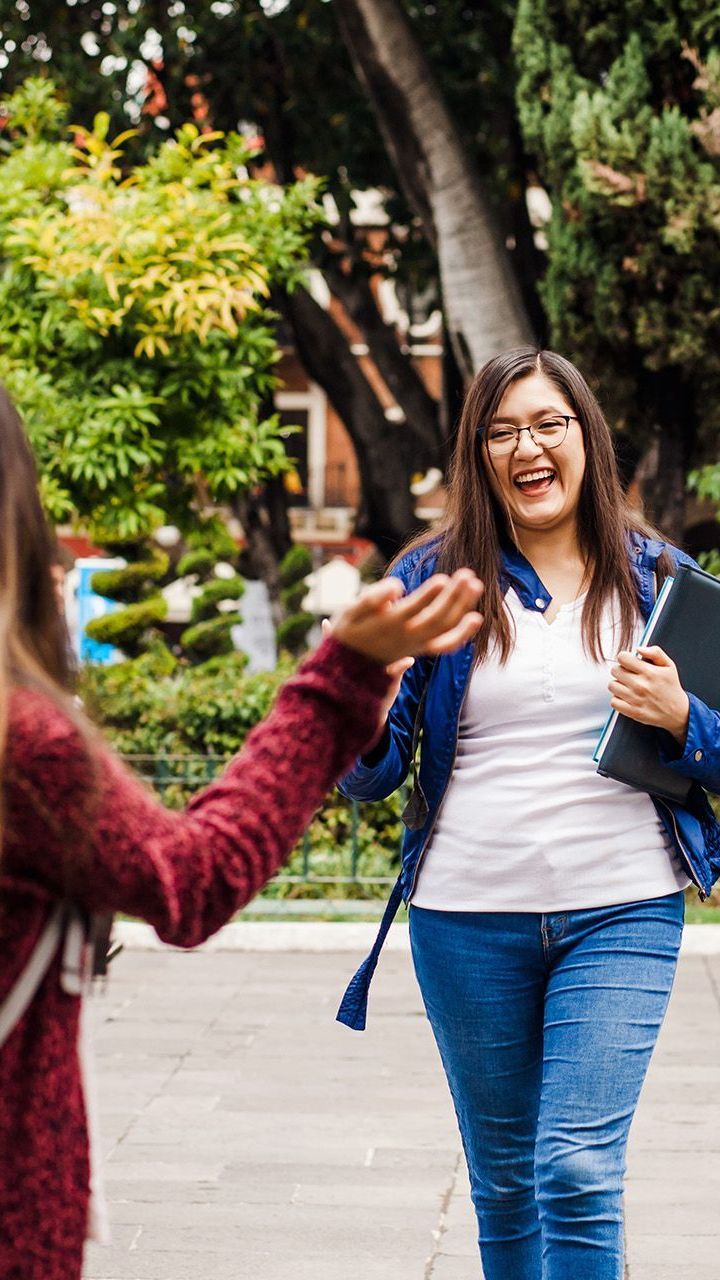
(395, 347), (674, 663)
(0, 386), (76, 780)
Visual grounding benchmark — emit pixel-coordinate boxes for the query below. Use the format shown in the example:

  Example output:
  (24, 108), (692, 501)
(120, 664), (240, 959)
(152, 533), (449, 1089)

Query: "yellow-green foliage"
(0, 80), (322, 540)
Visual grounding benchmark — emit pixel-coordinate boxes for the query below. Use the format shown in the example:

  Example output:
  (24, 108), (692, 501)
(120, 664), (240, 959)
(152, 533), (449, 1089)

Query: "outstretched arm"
(4, 570), (483, 943)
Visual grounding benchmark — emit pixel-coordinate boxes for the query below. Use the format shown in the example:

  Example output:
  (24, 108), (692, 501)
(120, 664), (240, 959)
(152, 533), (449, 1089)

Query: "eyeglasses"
(481, 415), (578, 457)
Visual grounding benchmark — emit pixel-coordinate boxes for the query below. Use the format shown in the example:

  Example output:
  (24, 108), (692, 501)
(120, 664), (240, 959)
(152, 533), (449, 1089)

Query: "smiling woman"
(337, 346), (720, 1280)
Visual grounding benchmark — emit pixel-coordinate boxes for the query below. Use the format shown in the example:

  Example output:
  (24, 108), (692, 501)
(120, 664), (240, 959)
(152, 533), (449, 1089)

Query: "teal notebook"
(593, 564), (720, 803)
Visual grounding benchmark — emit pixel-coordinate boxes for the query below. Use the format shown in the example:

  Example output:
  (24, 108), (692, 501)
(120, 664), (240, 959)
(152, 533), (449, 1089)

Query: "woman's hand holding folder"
(608, 646), (690, 746)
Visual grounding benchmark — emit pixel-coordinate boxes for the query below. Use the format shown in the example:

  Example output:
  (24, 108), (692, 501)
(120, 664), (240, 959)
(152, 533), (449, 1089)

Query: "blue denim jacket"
(336, 535), (720, 1031)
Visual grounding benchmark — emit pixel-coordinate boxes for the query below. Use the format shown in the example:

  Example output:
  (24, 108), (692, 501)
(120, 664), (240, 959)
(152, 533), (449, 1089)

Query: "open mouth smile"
(512, 468), (557, 496)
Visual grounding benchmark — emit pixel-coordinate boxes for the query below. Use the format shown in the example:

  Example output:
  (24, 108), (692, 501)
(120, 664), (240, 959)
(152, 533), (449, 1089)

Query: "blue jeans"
(409, 894), (684, 1280)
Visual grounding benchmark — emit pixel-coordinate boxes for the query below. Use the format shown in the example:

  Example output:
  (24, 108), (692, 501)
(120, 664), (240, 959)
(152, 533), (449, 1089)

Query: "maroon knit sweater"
(0, 637), (388, 1280)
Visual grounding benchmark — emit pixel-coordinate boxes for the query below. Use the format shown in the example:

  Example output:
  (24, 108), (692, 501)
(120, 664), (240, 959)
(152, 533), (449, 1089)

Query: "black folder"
(593, 563), (720, 803)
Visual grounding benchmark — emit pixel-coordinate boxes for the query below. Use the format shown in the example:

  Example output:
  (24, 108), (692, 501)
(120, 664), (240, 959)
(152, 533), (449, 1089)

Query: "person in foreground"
(338, 347), (720, 1280)
(0, 386), (484, 1280)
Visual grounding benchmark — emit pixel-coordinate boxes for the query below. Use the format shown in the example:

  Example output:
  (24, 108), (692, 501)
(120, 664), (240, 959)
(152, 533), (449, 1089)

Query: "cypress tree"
(513, 2), (720, 537)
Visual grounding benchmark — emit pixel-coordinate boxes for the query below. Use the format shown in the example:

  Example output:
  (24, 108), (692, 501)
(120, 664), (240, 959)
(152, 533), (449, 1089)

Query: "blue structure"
(74, 557), (124, 665)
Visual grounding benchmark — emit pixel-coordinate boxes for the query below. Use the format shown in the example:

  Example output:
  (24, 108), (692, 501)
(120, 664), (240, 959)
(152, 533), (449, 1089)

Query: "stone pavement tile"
(625, 1152), (720, 1184)
(429, 1257), (482, 1279)
(93, 1210), (434, 1257)
(103, 1160), (227, 1183)
(437, 1224), (477, 1261)
(85, 1255), (424, 1280)
(626, 1233), (720, 1277)
(83, 1248), (269, 1280)
(101, 1178), (298, 1207)
(84, 1239), (431, 1280)
(440, 1201), (477, 1258)
(104, 1181), (443, 1227)
(625, 1194), (708, 1236)
(291, 1178), (444, 1209)
(626, 1267), (717, 1280)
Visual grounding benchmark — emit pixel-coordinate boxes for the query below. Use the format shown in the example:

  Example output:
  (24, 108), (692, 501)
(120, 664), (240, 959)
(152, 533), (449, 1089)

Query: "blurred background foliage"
(0, 76), (321, 540)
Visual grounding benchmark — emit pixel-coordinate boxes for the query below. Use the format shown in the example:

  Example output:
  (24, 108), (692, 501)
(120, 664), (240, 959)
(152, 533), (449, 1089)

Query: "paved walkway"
(84, 946), (720, 1280)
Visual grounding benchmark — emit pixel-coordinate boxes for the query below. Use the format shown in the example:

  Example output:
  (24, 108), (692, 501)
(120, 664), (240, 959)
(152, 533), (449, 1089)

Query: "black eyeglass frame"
(478, 414), (579, 456)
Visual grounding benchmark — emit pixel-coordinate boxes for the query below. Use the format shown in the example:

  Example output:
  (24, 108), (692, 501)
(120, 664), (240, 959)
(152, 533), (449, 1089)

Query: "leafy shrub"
(80, 644), (180, 754)
(280, 580), (307, 612)
(90, 534), (147, 561)
(180, 613), (243, 660)
(276, 611), (314, 654)
(264, 788), (405, 900)
(190, 575), (245, 623)
(80, 648), (293, 757)
(90, 552), (170, 602)
(176, 548), (215, 580)
(185, 519), (240, 563)
(279, 544), (312, 588)
(84, 596), (168, 656)
(174, 657), (292, 755)
(80, 646), (407, 898)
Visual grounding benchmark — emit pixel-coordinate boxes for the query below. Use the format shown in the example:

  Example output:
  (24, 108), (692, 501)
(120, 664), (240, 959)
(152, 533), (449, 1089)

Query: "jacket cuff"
(658, 692), (720, 786)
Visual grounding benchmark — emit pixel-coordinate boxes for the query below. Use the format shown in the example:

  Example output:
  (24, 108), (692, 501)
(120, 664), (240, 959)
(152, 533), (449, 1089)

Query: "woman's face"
(481, 371), (586, 537)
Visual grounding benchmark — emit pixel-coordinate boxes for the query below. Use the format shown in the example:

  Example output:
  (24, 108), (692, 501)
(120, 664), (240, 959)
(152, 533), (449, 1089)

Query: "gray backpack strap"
(0, 901), (65, 1050)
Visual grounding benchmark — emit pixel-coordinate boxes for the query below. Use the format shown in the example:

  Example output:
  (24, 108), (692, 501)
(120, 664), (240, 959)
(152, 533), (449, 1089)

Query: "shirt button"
(694, 749), (703, 762)
(535, 597), (545, 609)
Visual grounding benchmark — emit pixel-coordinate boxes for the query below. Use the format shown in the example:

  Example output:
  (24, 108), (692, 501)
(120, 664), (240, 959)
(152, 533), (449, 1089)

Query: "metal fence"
(123, 755), (403, 890)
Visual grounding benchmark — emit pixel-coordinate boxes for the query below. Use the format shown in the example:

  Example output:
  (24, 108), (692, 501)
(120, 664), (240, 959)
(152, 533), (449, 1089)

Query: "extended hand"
(608, 645), (690, 746)
(329, 569), (483, 667)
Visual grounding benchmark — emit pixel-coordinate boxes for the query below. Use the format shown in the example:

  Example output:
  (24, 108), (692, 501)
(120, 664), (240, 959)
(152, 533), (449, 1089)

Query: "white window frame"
(275, 382), (327, 510)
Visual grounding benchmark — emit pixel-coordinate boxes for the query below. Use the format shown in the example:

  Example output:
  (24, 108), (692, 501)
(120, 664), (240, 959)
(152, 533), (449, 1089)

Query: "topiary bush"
(176, 548), (215, 581)
(280, 580), (307, 613)
(190, 575), (245, 623)
(276, 611), (315, 655)
(84, 596), (168, 657)
(279, 544), (312, 588)
(90, 552), (170, 602)
(180, 612), (243, 660)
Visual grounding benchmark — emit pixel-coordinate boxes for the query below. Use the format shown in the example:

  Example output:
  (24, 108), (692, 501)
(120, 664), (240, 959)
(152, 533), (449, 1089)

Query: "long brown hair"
(395, 347), (674, 663)
(0, 386), (76, 780)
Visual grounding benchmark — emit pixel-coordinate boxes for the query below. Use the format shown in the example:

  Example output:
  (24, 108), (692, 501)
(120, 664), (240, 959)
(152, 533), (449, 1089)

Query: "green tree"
(512, 4), (720, 537)
(0, 2), (543, 556)
(0, 78), (321, 546)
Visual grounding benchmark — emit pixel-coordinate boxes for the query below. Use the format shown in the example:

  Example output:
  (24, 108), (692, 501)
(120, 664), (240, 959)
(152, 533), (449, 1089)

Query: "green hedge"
(80, 647), (293, 756)
(80, 647), (405, 897)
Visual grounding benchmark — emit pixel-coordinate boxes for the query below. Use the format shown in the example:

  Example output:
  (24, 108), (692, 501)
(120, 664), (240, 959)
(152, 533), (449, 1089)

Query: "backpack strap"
(401, 677), (432, 832)
(0, 901), (65, 1050)
(0, 901), (97, 1051)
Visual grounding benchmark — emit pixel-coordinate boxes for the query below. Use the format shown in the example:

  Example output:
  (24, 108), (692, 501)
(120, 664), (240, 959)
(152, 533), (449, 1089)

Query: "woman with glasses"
(337, 347), (720, 1280)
